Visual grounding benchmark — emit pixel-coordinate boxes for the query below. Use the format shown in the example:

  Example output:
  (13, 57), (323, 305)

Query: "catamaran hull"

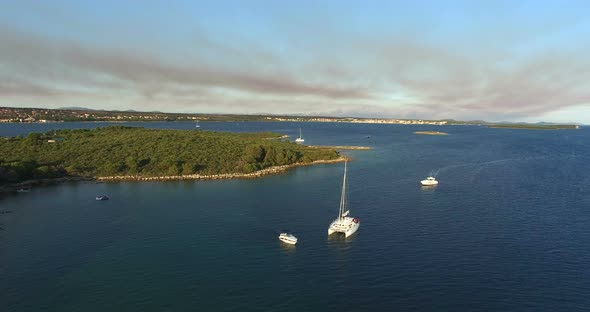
(328, 218), (360, 237)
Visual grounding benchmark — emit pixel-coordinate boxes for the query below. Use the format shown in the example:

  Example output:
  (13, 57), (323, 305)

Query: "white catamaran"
(328, 161), (360, 237)
(295, 127), (304, 142)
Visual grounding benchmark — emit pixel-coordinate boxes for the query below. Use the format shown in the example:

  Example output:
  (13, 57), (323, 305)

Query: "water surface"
(1, 122), (589, 311)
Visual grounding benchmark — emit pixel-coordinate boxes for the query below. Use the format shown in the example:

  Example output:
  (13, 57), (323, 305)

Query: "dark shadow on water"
(327, 231), (359, 249)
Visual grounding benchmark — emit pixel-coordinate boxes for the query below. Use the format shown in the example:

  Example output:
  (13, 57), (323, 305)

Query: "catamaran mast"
(339, 161), (347, 219)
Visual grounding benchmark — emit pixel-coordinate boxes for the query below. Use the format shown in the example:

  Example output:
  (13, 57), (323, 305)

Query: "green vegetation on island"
(414, 131), (449, 135)
(0, 126), (340, 186)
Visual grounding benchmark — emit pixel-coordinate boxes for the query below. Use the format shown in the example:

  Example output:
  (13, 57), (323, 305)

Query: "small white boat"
(278, 233), (298, 245)
(295, 127), (304, 142)
(95, 195), (110, 201)
(420, 176), (438, 186)
(328, 161), (360, 237)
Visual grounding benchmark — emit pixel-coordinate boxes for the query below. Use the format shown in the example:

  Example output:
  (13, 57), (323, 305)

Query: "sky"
(1, 0), (590, 123)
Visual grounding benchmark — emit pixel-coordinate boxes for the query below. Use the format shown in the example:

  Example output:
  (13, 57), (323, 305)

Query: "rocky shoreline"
(309, 145), (372, 150)
(1, 157), (348, 193)
(96, 157), (348, 182)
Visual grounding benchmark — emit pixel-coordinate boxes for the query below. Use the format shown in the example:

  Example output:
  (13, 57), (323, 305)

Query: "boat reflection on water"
(326, 232), (355, 263)
(327, 232), (359, 243)
(420, 185), (437, 192)
(279, 241), (297, 254)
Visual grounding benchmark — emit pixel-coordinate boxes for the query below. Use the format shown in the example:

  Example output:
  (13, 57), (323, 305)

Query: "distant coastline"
(0, 106), (582, 128)
(488, 124), (581, 130)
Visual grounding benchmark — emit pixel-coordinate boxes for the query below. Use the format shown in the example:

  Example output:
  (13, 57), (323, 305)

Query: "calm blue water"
(1, 122), (590, 311)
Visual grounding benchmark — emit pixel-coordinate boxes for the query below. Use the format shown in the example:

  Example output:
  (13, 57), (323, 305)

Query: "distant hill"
(57, 107), (95, 111)
(58, 107), (163, 114)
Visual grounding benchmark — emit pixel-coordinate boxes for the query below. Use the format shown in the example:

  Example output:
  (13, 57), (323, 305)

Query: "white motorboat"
(328, 161), (360, 237)
(278, 233), (298, 245)
(420, 176), (438, 186)
(295, 127), (304, 142)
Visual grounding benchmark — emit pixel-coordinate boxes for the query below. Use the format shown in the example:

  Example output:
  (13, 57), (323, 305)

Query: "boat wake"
(433, 156), (548, 175)
(427, 156), (552, 183)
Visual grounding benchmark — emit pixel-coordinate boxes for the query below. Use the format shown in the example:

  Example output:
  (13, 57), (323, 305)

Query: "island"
(414, 131), (449, 135)
(0, 126), (343, 191)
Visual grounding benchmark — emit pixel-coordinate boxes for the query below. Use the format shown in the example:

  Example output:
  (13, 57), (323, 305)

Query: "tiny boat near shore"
(95, 195), (110, 201)
(420, 177), (438, 186)
(278, 233), (298, 245)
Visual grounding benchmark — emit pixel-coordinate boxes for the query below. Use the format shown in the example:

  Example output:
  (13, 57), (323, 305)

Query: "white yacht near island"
(420, 176), (438, 186)
(295, 127), (305, 142)
(278, 233), (298, 245)
(328, 161), (360, 237)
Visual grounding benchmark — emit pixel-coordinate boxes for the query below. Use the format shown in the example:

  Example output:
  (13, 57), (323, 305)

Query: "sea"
(1, 121), (589, 311)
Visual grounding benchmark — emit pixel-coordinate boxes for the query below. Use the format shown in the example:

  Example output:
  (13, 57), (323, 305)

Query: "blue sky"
(1, 0), (589, 123)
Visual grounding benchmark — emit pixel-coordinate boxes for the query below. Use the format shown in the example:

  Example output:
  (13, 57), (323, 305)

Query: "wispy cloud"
(0, 78), (57, 97)
(1, 23), (589, 121)
(0, 27), (371, 101)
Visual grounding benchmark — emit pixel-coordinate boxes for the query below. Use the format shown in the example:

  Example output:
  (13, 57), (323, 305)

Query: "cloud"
(0, 78), (57, 96)
(411, 53), (590, 120)
(0, 27), (371, 101)
(1, 25), (589, 122)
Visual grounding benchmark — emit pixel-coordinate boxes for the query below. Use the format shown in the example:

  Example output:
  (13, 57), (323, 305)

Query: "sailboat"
(195, 121), (201, 128)
(295, 127), (304, 142)
(328, 161), (360, 237)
